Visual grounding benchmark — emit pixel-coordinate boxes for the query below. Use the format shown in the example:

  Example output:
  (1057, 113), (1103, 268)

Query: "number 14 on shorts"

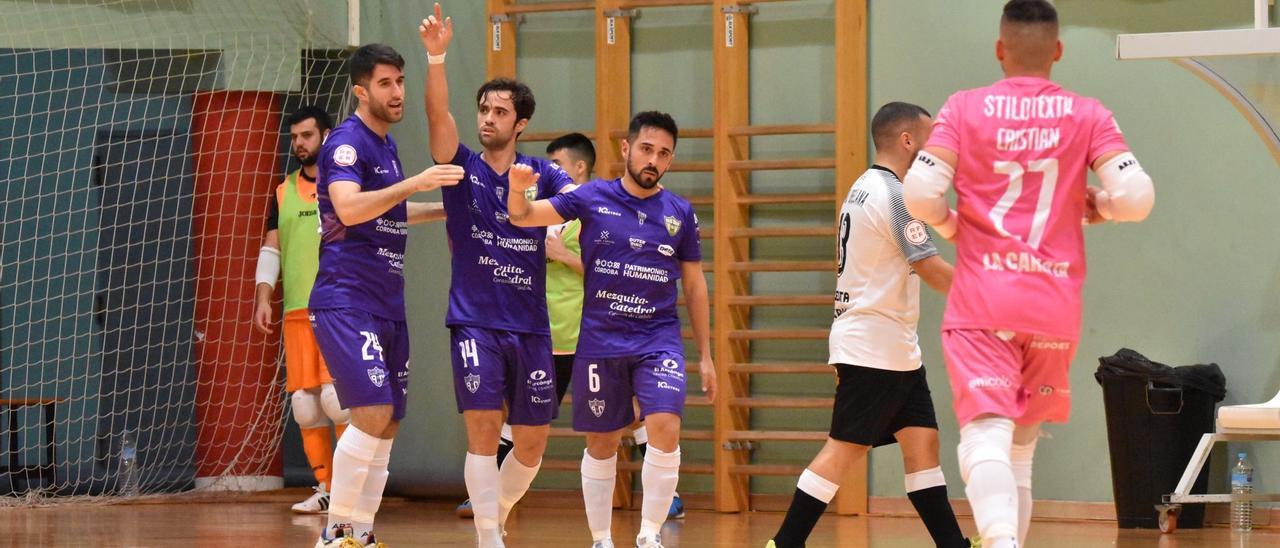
(458, 338), (479, 368)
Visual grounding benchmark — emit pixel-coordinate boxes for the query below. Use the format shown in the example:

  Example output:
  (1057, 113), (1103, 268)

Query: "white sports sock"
(581, 450), (617, 542)
(466, 452), (503, 545)
(632, 424), (649, 446)
(1011, 438), (1037, 545)
(500, 423), (514, 444)
(959, 420), (1018, 546)
(351, 436), (394, 539)
(498, 453), (541, 527)
(327, 426), (380, 534)
(638, 445), (681, 539)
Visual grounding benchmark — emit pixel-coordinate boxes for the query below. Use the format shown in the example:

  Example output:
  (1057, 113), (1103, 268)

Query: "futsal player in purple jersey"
(310, 43), (464, 548)
(420, 5), (576, 546)
(508, 111), (717, 548)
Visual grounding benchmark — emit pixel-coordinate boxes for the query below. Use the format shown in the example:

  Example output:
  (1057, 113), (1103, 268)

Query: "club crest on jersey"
(495, 185), (505, 200)
(465, 373), (481, 394)
(589, 398), (606, 418)
(664, 216), (681, 237)
(637, 211), (647, 225)
(333, 144), (357, 166)
(367, 367), (387, 388)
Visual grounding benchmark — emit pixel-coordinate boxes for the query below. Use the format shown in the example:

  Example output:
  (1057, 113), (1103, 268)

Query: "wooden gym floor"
(1, 488), (1275, 547)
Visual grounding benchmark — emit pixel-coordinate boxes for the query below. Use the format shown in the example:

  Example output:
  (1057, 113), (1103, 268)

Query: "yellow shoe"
(766, 541), (777, 548)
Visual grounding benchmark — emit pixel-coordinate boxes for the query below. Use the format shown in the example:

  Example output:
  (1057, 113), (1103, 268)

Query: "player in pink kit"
(903, 2), (1154, 547)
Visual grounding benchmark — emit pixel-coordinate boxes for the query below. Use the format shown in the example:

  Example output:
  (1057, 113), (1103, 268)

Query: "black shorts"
(829, 364), (940, 447)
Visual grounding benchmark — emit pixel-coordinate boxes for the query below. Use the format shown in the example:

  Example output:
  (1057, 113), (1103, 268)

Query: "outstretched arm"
(407, 201), (447, 224)
(420, 2), (460, 164)
(506, 164), (566, 227)
(329, 164), (464, 226)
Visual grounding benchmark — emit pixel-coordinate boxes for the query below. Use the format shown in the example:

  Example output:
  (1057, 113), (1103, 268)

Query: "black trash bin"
(1094, 348), (1227, 529)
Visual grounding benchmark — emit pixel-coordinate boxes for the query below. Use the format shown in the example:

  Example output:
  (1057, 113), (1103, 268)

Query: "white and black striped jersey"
(829, 165), (938, 371)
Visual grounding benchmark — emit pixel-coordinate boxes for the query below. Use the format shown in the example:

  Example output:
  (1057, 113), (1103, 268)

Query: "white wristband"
(428, 51), (446, 65)
(255, 246), (281, 289)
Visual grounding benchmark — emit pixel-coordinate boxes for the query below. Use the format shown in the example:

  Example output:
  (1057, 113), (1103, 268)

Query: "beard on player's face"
(625, 152), (664, 189)
(295, 149), (319, 167)
(478, 121), (516, 149)
(369, 94), (404, 124)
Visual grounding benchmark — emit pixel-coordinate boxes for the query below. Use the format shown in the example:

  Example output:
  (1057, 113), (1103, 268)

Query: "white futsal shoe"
(635, 533), (664, 548)
(293, 484), (330, 514)
(591, 539), (615, 548)
(314, 524), (362, 548)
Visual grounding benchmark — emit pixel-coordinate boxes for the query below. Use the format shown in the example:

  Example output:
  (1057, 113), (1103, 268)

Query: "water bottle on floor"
(1230, 452), (1253, 531)
(119, 429), (139, 496)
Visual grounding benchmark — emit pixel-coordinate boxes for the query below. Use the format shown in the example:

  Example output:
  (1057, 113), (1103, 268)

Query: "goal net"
(0, 0), (352, 502)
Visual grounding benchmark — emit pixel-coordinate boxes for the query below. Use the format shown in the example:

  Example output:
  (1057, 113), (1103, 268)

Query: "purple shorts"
(450, 325), (557, 426)
(310, 308), (410, 421)
(572, 351), (686, 432)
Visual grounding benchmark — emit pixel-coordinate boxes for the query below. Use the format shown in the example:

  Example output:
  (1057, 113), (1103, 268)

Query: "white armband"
(1094, 152), (1154, 222)
(255, 246), (281, 288)
(428, 51), (446, 65)
(903, 150), (956, 227)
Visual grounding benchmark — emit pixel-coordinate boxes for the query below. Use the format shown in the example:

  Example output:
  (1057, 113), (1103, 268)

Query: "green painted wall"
(366, 0), (1280, 504)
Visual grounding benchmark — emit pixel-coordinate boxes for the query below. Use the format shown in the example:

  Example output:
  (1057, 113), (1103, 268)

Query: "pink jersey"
(928, 77), (1128, 340)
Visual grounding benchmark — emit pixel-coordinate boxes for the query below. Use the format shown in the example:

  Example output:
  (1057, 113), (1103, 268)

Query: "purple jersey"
(310, 115), (408, 320)
(548, 179), (701, 358)
(442, 143), (573, 334)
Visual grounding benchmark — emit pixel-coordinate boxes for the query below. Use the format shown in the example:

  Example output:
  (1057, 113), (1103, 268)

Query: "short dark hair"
(627, 111), (679, 148)
(348, 43), (405, 88)
(1002, 0), (1058, 26)
(870, 102), (931, 150)
(285, 105), (333, 132)
(546, 133), (596, 173)
(476, 78), (536, 123)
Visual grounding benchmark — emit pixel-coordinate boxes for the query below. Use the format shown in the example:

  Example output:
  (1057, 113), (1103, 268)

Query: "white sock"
(327, 426), (379, 535)
(638, 445), (681, 539)
(498, 453), (541, 527)
(466, 452), (503, 545)
(632, 424), (649, 446)
(581, 449), (617, 542)
(500, 423), (514, 444)
(959, 420), (1018, 547)
(1011, 438), (1037, 545)
(352, 436), (393, 540)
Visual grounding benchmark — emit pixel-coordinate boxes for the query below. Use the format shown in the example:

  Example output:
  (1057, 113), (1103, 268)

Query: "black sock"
(496, 437), (514, 468)
(772, 487), (828, 548)
(636, 442), (647, 458)
(907, 485), (969, 548)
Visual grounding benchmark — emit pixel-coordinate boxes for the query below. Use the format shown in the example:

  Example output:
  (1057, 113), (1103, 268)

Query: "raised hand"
(419, 2), (454, 55)
(508, 163), (541, 195)
(417, 164), (465, 192)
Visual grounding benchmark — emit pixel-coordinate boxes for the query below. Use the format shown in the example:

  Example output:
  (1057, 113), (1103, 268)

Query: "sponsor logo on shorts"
(968, 375), (1014, 391)
(465, 373), (481, 394)
(367, 367), (387, 388)
(1039, 385), (1054, 396)
(589, 398), (606, 418)
(662, 359), (679, 369)
(629, 237), (645, 250)
(528, 369), (553, 390)
(656, 381), (681, 392)
(1030, 340), (1072, 351)
(658, 244), (674, 256)
(531, 370), (547, 381)
(903, 220), (929, 245)
(531, 395), (552, 404)
(333, 144), (356, 166)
